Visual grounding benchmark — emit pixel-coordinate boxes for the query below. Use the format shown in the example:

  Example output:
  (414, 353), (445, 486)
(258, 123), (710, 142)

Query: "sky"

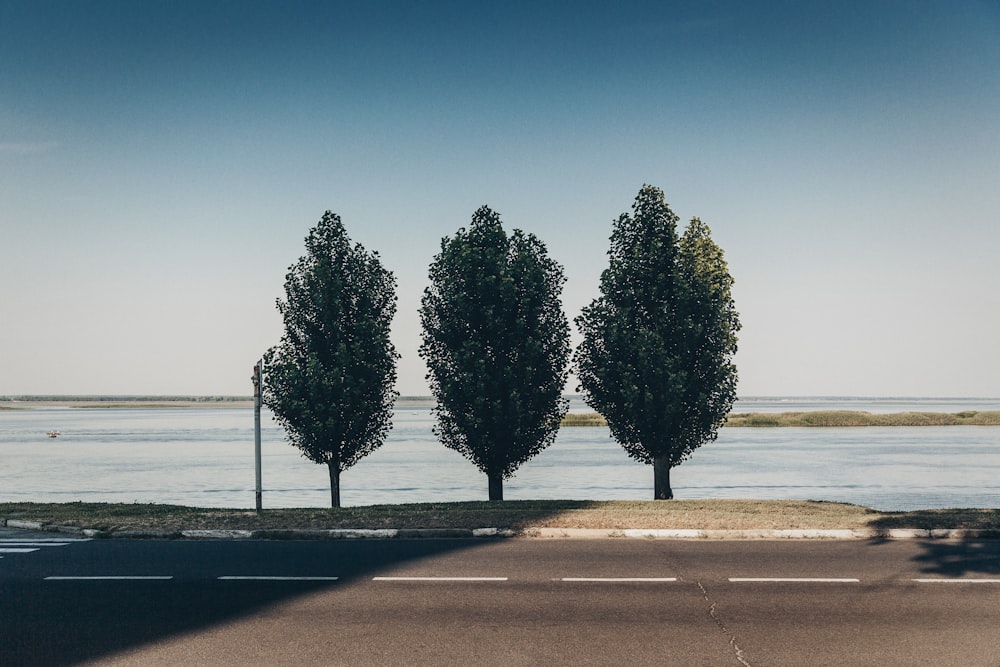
(1, 0), (998, 398)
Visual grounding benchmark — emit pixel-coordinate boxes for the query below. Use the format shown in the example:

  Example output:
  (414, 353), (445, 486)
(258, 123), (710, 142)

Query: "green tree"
(263, 211), (398, 508)
(419, 206), (570, 501)
(574, 185), (740, 499)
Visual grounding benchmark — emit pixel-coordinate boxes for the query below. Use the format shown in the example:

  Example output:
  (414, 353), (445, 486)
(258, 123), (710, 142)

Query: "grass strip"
(3, 500), (999, 534)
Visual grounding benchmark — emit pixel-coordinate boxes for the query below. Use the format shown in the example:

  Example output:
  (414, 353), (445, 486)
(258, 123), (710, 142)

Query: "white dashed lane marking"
(44, 576), (174, 581)
(14, 551), (999, 586)
(729, 578), (861, 583)
(0, 539), (87, 558)
(912, 579), (1000, 584)
(373, 576), (508, 582)
(218, 576), (340, 581)
(561, 577), (678, 582)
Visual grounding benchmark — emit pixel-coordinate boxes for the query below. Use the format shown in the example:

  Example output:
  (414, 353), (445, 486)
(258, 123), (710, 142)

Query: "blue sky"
(2, 1), (998, 397)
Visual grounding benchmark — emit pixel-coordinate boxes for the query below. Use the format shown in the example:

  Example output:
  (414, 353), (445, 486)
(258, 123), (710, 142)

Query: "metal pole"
(253, 359), (263, 512)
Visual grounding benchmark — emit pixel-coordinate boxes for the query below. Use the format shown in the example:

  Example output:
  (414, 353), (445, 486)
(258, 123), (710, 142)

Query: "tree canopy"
(263, 211), (398, 507)
(574, 185), (740, 499)
(419, 206), (570, 501)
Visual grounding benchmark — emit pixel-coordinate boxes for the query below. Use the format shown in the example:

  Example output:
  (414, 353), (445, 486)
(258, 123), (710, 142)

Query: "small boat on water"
(46, 431), (61, 438)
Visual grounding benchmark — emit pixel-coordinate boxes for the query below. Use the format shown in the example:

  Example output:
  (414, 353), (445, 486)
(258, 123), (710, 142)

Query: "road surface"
(2, 534), (998, 666)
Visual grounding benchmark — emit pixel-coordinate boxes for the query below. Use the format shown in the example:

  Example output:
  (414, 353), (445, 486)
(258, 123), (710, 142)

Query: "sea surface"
(2, 397), (999, 511)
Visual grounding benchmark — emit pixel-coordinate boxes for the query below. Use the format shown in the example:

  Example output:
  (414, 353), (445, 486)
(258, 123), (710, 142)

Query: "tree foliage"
(419, 206), (570, 501)
(574, 185), (740, 499)
(263, 211), (398, 507)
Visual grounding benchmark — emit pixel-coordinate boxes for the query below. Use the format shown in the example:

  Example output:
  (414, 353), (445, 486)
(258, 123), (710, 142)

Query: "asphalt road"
(2, 534), (999, 666)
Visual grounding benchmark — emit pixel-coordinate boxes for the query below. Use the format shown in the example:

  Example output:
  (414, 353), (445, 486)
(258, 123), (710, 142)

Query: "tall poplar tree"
(263, 211), (398, 507)
(419, 206), (570, 501)
(574, 185), (740, 499)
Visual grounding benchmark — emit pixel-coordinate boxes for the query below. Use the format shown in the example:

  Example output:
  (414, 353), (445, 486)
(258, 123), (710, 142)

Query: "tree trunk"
(488, 472), (504, 502)
(653, 455), (673, 500)
(328, 461), (342, 508)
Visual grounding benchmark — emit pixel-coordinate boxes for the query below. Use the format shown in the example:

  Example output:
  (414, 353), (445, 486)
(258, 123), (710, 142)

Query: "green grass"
(4, 500), (999, 534)
(561, 411), (1000, 427)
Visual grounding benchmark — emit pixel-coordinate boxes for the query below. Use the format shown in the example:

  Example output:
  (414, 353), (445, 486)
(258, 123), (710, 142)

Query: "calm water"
(2, 397), (999, 511)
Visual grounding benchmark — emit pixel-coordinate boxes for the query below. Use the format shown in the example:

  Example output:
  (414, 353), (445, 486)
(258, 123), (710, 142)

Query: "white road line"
(1, 543), (72, 547)
(561, 577), (678, 583)
(44, 576), (174, 581)
(218, 576), (340, 581)
(729, 578), (860, 583)
(913, 578), (1000, 584)
(0, 548), (39, 553)
(372, 576), (508, 582)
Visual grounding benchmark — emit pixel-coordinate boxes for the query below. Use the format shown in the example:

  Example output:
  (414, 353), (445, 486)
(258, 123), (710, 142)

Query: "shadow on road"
(864, 511), (1000, 577)
(0, 536), (502, 667)
(908, 539), (1000, 577)
(863, 533), (1000, 578)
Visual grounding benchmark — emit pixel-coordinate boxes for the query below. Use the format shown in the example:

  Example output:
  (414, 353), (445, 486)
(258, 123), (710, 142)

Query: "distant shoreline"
(0, 395), (437, 410)
(3, 397), (1000, 427)
(0, 396), (254, 409)
(562, 410), (1000, 427)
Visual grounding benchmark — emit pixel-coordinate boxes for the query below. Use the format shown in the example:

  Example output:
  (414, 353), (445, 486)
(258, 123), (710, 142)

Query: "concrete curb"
(3, 518), (999, 540)
(0, 519), (515, 540)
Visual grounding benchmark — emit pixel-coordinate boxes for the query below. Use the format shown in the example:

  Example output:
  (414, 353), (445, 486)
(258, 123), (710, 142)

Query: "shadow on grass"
(0, 533), (518, 666)
(865, 508), (1000, 532)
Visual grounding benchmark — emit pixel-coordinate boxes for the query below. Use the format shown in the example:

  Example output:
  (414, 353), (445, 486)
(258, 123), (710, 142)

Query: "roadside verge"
(4, 518), (999, 541)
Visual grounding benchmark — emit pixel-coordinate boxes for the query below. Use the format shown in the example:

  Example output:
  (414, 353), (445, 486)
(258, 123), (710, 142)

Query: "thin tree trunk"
(328, 461), (341, 508)
(653, 454), (673, 500)
(488, 472), (504, 502)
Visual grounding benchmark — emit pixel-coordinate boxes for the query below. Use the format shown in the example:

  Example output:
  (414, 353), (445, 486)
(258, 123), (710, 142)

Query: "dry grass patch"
(524, 500), (880, 530)
(726, 410), (1000, 427)
(563, 411), (1000, 427)
(560, 413), (609, 427)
